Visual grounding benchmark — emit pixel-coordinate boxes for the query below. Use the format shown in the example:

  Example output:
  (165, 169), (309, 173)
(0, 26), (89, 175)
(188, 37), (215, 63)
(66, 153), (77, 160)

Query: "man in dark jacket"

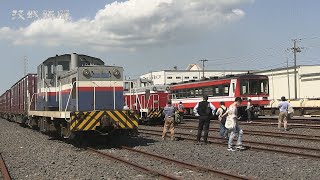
(193, 95), (216, 144)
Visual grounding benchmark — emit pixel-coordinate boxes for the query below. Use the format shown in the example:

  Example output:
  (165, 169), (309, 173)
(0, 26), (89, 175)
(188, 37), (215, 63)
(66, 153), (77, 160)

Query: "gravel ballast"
(0, 118), (154, 180)
(1, 117), (320, 180)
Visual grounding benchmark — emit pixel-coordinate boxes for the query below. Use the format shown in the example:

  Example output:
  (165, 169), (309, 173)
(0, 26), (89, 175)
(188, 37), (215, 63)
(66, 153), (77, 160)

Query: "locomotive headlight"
(112, 69), (121, 78)
(83, 69), (91, 77)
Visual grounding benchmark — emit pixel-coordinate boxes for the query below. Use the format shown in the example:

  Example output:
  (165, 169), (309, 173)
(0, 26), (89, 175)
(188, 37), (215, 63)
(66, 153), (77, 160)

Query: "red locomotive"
(124, 79), (170, 124)
(170, 74), (270, 119)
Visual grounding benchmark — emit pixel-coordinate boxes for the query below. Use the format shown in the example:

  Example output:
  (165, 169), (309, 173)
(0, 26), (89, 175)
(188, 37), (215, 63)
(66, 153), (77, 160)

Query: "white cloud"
(0, 0), (253, 51)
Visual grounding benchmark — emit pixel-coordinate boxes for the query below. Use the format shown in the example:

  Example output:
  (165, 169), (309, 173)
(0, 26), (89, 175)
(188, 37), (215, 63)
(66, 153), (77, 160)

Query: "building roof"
(251, 65), (320, 74)
(186, 64), (202, 70)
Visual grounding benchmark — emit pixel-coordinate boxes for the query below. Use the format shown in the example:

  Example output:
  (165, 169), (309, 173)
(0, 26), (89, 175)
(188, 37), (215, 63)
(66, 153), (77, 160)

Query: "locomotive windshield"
(240, 79), (269, 95)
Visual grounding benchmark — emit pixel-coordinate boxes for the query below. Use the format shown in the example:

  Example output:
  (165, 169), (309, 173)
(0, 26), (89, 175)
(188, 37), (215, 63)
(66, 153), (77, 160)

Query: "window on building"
(184, 76), (189, 79)
(193, 76), (198, 79)
(167, 77), (173, 79)
(176, 77), (181, 79)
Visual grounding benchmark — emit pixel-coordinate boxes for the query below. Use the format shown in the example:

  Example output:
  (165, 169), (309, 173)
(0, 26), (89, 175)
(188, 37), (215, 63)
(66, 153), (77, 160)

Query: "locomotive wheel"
(61, 126), (75, 139)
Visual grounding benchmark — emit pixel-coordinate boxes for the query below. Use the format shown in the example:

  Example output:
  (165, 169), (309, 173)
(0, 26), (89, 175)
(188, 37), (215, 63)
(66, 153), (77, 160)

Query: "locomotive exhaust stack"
(71, 53), (79, 70)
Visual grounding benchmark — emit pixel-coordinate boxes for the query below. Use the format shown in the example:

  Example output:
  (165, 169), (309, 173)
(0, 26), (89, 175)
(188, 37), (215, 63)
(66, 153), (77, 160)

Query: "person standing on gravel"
(177, 102), (185, 122)
(226, 97), (244, 151)
(246, 99), (253, 123)
(193, 95), (216, 145)
(216, 101), (228, 138)
(278, 96), (290, 131)
(162, 100), (176, 141)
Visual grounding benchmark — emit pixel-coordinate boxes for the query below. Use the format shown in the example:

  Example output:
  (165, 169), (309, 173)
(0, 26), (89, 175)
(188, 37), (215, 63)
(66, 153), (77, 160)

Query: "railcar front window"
(240, 79), (269, 95)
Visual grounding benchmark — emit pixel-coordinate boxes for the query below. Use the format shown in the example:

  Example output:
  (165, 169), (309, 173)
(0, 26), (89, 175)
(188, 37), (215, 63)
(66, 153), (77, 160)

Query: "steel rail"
(177, 125), (320, 142)
(238, 122), (320, 129)
(138, 129), (320, 160)
(183, 119), (320, 129)
(86, 147), (181, 180)
(140, 128), (320, 153)
(121, 146), (254, 180)
(0, 153), (11, 180)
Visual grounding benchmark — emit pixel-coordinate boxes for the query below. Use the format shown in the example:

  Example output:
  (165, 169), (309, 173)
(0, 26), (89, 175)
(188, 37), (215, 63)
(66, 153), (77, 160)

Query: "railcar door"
(229, 79), (237, 97)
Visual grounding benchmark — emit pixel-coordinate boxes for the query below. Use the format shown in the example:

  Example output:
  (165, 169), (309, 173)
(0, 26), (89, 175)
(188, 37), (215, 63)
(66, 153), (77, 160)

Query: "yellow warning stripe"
(115, 111), (133, 128)
(106, 111), (126, 128)
(78, 111), (96, 130)
(83, 111), (103, 130)
(70, 110), (138, 131)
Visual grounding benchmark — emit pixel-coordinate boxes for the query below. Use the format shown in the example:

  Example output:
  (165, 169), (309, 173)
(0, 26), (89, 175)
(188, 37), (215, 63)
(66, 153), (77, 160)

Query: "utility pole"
(200, 59), (208, 79)
(289, 39), (302, 99)
(23, 56), (28, 76)
(286, 57), (290, 99)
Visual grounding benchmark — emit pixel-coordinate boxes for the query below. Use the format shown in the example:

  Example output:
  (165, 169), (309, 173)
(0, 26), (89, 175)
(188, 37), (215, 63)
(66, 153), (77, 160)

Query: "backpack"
(221, 107), (227, 115)
(178, 104), (184, 113)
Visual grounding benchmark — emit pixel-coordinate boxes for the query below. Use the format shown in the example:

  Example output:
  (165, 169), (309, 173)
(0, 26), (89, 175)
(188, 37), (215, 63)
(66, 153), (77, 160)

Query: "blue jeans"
(228, 123), (243, 148)
(219, 121), (227, 138)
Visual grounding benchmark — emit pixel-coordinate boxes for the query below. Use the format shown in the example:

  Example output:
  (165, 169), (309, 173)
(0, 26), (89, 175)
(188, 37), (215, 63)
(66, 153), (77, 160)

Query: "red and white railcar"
(170, 74), (270, 115)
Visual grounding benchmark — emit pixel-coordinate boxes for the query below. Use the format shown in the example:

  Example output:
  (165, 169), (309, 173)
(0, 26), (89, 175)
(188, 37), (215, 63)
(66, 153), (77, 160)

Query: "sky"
(0, 0), (320, 94)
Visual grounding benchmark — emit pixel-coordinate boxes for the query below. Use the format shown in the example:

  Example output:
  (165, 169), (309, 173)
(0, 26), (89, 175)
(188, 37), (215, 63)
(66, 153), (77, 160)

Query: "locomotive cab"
(35, 53), (124, 112)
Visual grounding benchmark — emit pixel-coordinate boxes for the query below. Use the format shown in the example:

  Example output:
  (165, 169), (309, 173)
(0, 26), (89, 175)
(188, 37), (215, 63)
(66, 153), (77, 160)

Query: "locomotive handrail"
(64, 81), (113, 122)
(91, 81), (102, 111)
(147, 94), (160, 109)
(64, 81), (78, 123)
(29, 93), (38, 112)
(64, 81), (79, 123)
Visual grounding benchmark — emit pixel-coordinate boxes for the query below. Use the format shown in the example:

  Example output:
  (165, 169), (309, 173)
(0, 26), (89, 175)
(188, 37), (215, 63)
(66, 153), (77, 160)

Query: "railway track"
(177, 125), (320, 142)
(238, 121), (320, 129)
(0, 153), (11, 180)
(184, 116), (320, 124)
(87, 146), (252, 180)
(87, 147), (181, 180)
(183, 119), (320, 129)
(138, 128), (320, 160)
(257, 118), (320, 124)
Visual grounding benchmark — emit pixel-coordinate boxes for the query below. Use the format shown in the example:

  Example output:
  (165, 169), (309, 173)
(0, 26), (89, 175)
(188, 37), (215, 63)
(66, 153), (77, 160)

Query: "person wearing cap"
(278, 96), (290, 131)
(162, 100), (176, 140)
(193, 95), (216, 145)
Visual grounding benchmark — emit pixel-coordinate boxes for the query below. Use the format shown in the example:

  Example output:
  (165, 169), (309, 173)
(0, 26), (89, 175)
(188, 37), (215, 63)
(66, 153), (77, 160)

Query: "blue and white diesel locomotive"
(15, 53), (137, 138)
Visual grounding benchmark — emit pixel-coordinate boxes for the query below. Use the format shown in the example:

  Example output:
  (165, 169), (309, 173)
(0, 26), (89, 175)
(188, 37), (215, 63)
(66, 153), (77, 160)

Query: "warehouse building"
(140, 64), (249, 85)
(253, 65), (320, 100)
